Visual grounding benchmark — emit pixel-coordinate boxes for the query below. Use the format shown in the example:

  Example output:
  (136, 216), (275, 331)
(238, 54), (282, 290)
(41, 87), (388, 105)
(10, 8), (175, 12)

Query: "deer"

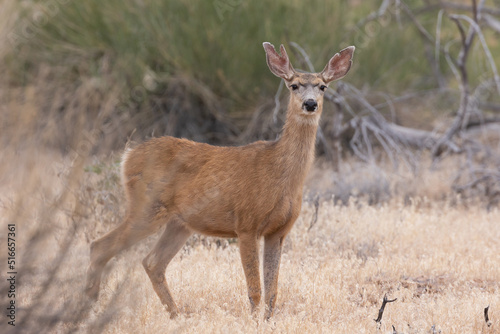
(85, 42), (355, 319)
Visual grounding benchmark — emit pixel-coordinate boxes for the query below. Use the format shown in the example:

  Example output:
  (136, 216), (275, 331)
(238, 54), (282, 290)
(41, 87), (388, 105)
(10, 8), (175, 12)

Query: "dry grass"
(1, 147), (499, 334)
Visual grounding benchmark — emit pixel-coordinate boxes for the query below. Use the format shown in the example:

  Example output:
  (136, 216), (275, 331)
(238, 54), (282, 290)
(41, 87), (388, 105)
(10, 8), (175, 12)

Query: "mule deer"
(85, 42), (355, 319)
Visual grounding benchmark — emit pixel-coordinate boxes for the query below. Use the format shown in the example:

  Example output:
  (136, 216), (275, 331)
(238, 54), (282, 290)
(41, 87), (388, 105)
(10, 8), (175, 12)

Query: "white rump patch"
(121, 147), (133, 185)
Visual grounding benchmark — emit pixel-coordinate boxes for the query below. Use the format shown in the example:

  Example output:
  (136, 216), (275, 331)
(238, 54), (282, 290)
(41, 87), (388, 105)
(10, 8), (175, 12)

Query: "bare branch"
(432, 0), (500, 159)
(385, 122), (460, 152)
(317, 125), (335, 160)
(374, 294), (397, 324)
(289, 42), (315, 72)
(472, 0), (479, 22)
(443, 40), (461, 83)
(432, 6), (477, 158)
(435, 9), (445, 84)
(416, 1), (500, 17)
(479, 102), (500, 112)
(450, 14), (500, 96)
(484, 14), (500, 32)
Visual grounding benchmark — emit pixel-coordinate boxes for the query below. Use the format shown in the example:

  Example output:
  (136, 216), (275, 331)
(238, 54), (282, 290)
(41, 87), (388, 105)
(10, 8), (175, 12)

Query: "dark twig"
(374, 294), (397, 324)
(432, 1), (478, 158)
(485, 305), (492, 327)
(430, 324), (441, 333)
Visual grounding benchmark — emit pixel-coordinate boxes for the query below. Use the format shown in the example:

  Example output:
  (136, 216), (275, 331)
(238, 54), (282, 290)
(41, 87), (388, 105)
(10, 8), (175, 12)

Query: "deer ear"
(320, 46), (355, 83)
(263, 42), (295, 81)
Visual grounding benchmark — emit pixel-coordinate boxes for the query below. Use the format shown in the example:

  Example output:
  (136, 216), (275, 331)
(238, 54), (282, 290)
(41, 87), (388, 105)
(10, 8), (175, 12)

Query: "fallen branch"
(384, 121), (460, 152)
(478, 102), (500, 113)
(374, 294), (397, 325)
(465, 116), (500, 129)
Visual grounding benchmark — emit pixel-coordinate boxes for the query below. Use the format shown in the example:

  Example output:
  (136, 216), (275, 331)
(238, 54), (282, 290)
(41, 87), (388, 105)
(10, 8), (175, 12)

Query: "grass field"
(1, 148), (498, 334)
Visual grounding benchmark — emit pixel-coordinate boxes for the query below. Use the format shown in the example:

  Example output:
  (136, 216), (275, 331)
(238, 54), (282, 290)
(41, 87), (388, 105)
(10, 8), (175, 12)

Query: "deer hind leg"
(238, 233), (262, 314)
(85, 213), (159, 301)
(263, 233), (284, 319)
(143, 217), (192, 318)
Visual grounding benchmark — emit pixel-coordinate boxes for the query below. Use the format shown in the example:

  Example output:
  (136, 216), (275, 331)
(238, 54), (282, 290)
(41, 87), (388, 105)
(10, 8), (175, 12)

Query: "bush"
(2, 0), (453, 148)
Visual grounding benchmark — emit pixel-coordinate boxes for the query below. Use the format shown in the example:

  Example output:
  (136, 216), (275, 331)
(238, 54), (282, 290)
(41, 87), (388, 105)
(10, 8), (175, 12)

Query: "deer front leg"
(263, 233), (284, 319)
(143, 218), (192, 318)
(238, 234), (261, 313)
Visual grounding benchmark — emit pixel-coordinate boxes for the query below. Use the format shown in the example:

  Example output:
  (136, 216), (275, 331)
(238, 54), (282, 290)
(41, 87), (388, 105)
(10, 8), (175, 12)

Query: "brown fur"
(85, 42), (354, 319)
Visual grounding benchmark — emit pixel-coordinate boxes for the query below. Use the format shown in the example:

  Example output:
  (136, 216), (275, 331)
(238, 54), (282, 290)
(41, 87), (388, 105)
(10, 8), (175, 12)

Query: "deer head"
(263, 42), (355, 122)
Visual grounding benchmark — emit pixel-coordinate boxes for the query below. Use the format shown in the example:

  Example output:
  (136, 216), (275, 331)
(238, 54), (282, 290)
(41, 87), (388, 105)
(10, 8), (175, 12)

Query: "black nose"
(303, 99), (318, 112)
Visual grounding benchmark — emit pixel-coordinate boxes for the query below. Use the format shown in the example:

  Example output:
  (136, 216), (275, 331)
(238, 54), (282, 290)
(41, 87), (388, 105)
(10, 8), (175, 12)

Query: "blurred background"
(2, 0), (500, 199)
(1, 1), (500, 332)
(1, 0), (499, 153)
(1, 1), (499, 194)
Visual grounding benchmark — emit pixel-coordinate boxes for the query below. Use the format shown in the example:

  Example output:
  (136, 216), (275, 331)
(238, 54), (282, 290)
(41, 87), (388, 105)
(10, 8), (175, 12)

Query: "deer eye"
(320, 85), (327, 91)
(290, 84), (298, 90)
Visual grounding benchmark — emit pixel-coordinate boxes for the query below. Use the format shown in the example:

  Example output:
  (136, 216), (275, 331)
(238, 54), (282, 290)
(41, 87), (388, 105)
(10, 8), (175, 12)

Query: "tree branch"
(374, 294), (397, 324)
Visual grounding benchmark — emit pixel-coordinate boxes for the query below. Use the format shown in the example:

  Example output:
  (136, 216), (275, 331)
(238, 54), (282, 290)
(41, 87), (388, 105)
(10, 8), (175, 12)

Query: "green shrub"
(2, 0), (498, 148)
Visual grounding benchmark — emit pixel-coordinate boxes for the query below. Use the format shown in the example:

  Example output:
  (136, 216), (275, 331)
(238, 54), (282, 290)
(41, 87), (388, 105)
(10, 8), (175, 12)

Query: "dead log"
(384, 122), (460, 153)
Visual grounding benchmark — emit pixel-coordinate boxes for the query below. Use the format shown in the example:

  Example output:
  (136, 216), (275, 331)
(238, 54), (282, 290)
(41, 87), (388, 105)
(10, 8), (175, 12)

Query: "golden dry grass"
(1, 148), (499, 334)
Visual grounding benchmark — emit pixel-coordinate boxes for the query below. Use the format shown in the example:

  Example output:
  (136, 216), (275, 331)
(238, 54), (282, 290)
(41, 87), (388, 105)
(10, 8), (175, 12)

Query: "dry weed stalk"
(374, 294), (397, 327)
(484, 305), (492, 327)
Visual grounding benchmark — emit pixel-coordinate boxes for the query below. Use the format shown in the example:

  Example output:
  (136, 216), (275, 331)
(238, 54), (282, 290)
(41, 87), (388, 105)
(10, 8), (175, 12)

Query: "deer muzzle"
(303, 99), (318, 112)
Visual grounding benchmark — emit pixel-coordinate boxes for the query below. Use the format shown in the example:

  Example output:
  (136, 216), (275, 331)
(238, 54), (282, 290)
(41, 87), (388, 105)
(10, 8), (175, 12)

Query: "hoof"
(166, 305), (179, 319)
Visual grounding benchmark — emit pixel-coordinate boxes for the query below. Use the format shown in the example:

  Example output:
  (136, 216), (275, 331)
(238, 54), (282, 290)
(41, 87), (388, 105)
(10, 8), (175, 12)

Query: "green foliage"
(6, 1), (438, 100)
(3, 0), (499, 142)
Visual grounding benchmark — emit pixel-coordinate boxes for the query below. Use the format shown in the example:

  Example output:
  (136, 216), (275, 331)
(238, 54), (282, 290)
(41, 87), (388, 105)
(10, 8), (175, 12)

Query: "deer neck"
(275, 100), (320, 189)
